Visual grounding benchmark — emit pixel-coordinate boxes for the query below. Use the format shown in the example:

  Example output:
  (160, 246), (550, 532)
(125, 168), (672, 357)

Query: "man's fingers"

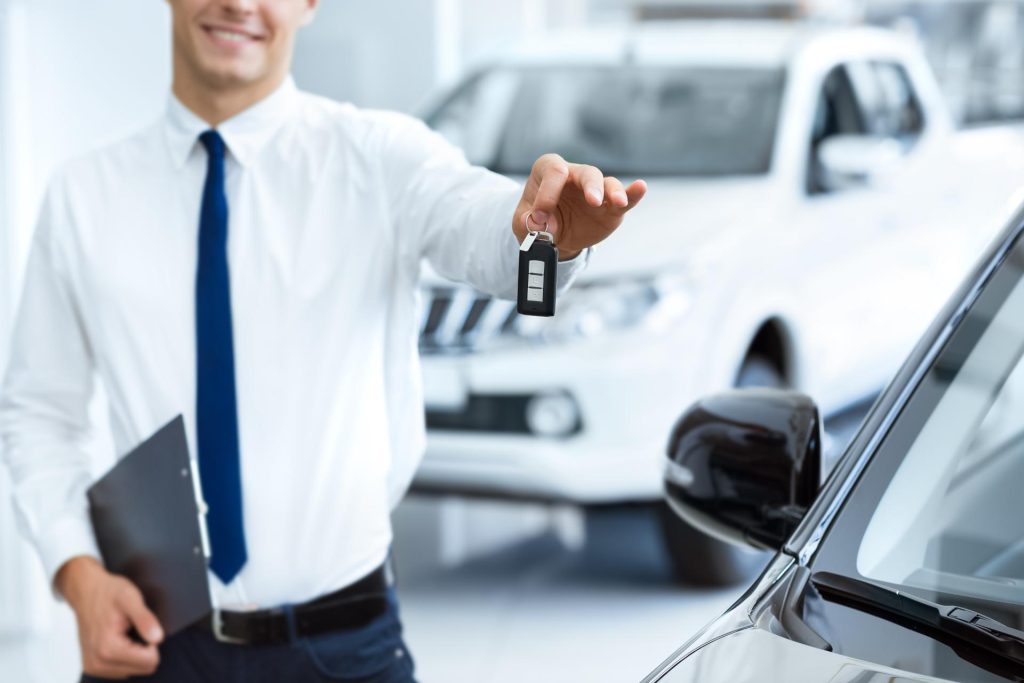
(571, 164), (605, 207)
(88, 652), (155, 679)
(603, 177), (628, 208)
(624, 179), (647, 208)
(117, 584), (164, 645)
(529, 154), (570, 228)
(93, 634), (159, 675)
(83, 661), (138, 680)
(85, 595), (161, 677)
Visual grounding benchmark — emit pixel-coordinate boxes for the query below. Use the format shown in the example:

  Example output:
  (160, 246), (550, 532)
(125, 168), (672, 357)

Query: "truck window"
(430, 70), (519, 167)
(807, 65), (865, 195)
(871, 61), (925, 140)
(849, 60), (925, 142)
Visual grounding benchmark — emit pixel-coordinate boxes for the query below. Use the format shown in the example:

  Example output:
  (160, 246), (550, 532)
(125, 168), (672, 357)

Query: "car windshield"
(815, 225), (1024, 627)
(426, 65), (785, 176)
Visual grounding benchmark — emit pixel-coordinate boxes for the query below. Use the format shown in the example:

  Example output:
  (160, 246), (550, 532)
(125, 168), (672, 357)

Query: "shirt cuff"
(36, 515), (102, 600)
(555, 244), (592, 292)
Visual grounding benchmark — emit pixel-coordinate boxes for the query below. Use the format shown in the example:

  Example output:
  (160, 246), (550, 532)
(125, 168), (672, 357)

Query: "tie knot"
(199, 129), (225, 159)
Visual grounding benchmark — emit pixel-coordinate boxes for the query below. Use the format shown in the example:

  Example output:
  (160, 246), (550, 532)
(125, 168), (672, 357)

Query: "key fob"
(517, 231), (558, 317)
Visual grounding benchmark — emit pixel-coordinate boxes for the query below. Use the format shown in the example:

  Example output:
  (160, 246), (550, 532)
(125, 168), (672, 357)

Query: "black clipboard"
(87, 414), (212, 635)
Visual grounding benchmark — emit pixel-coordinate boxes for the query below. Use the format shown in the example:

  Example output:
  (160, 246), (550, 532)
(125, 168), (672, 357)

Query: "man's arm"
(0, 175), (102, 588)
(377, 114), (645, 507)
(0, 175), (163, 677)
(379, 114), (594, 299)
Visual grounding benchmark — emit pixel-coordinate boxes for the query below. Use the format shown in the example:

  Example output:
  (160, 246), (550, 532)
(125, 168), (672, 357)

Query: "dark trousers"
(82, 588), (417, 683)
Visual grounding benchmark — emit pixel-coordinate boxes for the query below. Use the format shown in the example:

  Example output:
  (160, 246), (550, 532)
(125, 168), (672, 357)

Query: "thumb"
(118, 584), (164, 645)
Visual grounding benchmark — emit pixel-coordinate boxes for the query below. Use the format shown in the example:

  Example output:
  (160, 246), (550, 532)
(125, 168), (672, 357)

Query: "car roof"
(487, 20), (910, 69)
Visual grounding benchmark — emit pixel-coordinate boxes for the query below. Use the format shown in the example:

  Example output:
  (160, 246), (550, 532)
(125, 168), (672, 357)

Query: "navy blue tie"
(195, 130), (247, 584)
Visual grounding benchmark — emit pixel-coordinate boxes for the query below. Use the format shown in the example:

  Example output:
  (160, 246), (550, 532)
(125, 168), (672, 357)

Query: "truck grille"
(418, 285), (520, 354)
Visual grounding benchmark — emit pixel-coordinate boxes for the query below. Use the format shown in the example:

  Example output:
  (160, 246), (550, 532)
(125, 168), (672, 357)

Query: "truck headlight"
(516, 273), (694, 343)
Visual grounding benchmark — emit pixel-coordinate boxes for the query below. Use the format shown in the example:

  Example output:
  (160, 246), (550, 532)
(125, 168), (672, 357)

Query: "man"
(0, 0), (646, 680)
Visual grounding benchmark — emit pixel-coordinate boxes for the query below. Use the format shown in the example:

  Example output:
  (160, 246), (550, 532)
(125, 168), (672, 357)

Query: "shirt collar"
(164, 75), (298, 169)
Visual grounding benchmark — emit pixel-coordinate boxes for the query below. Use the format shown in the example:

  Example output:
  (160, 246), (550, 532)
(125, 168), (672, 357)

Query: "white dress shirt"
(0, 76), (588, 608)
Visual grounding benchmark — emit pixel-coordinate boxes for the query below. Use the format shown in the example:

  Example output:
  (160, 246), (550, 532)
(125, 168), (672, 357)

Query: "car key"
(517, 227), (558, 317)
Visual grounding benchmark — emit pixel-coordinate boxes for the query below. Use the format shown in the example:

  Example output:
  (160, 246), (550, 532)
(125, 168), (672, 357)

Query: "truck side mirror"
(664, 388), (822, 551)
(816, 134), (903, 192)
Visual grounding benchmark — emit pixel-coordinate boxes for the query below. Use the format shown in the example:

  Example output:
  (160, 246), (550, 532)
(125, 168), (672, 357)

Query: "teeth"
(211, 29), (250, 43)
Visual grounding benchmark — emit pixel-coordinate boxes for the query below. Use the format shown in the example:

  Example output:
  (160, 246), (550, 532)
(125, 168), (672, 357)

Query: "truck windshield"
(426, 65), (785, 177)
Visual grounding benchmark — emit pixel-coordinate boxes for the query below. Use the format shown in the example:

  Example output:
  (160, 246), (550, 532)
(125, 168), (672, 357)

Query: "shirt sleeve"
(0, 174), (101, 594)
(379, 112), (590, 298)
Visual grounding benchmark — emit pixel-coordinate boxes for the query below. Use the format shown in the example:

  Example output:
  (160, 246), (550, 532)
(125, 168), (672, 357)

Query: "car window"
(426, 65), (785, 177)
(849, 60), (925, 141)
(429, 70), (519, 167)
(807, 64), (866, 194)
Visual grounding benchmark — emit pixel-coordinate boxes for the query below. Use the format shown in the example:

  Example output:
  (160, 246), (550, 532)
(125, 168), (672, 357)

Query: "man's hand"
(513, 154), (647, 261)
(56, 556), (164, 679)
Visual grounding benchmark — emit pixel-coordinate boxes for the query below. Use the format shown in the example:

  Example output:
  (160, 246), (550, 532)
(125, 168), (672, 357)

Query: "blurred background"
(3, 0), (1024, 681)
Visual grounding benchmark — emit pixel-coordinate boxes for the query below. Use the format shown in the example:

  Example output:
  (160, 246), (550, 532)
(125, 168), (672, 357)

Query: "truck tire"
(656, 354), (782, 586)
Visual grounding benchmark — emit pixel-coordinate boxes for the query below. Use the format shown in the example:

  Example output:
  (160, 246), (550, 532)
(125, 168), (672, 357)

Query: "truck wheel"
(656, 502), (771, 586)
(657, 353), (782, 586)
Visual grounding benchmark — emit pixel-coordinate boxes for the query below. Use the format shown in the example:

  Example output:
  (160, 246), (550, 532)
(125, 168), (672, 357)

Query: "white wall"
(293, 0), (440, 112)
(0, 0), (171, 635)
(292, 0), (589, 113)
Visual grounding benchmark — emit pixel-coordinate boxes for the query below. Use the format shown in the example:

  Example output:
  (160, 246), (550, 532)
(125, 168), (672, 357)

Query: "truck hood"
(576, 176), (778, 282)
(662, 627), (951, 682)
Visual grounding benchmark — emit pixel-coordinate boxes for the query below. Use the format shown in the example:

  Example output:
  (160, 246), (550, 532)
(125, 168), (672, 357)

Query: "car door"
(785, 61), (902, 408)
(853, 59), (964, 360)
(790, 57), (958, 410)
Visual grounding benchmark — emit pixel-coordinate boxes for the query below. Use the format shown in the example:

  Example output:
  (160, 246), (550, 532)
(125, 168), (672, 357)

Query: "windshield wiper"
(812, 571), (1024, 673)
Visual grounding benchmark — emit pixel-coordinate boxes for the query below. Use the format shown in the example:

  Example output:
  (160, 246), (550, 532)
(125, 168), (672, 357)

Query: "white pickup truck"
(412, 21), (1024, 584)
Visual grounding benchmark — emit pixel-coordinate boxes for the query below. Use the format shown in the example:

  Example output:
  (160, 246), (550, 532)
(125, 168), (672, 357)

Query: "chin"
(201, 60), (269, 88)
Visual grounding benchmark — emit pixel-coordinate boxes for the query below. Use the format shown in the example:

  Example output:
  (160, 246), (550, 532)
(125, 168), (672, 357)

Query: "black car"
(644, 204), (1024, 682)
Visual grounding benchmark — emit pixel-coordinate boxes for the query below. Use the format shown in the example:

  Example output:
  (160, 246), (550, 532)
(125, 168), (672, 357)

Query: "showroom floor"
(394, 503), (745, 683)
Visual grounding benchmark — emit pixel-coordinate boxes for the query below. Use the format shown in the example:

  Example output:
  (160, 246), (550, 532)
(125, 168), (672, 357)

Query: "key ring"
(524, 211), (556, 244)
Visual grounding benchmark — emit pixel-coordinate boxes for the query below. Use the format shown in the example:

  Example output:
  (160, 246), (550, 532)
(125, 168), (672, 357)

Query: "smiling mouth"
(202, 25), (263, 46)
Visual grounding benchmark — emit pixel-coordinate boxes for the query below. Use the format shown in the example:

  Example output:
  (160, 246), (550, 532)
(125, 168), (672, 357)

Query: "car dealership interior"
(2, 1), (1024, 681)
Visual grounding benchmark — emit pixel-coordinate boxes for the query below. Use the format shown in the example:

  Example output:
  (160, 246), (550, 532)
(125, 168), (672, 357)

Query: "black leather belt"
(197, 564), (389, 646)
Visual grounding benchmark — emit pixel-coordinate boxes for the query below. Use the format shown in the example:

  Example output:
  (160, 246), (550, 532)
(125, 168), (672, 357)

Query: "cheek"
(252, 37), (285, 70)
(262, 5), (305, 49)
(171, 7), (196, 45)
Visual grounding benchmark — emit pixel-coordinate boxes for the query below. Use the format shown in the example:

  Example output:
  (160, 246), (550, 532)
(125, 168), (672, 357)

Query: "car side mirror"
(664, 388), (822, 552)
(816, 134), (903, 192)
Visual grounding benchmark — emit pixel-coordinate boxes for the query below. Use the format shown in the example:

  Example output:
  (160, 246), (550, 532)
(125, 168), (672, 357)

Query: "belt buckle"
(212, 609), (248, 645)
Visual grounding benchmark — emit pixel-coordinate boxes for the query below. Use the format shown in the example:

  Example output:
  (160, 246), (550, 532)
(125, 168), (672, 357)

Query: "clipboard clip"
(185, 457), (212, 561)
(212, 610), (248, 644)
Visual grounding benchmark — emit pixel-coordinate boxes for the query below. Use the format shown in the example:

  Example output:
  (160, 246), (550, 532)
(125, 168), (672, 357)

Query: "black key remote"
(517, 231), (558, 317)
